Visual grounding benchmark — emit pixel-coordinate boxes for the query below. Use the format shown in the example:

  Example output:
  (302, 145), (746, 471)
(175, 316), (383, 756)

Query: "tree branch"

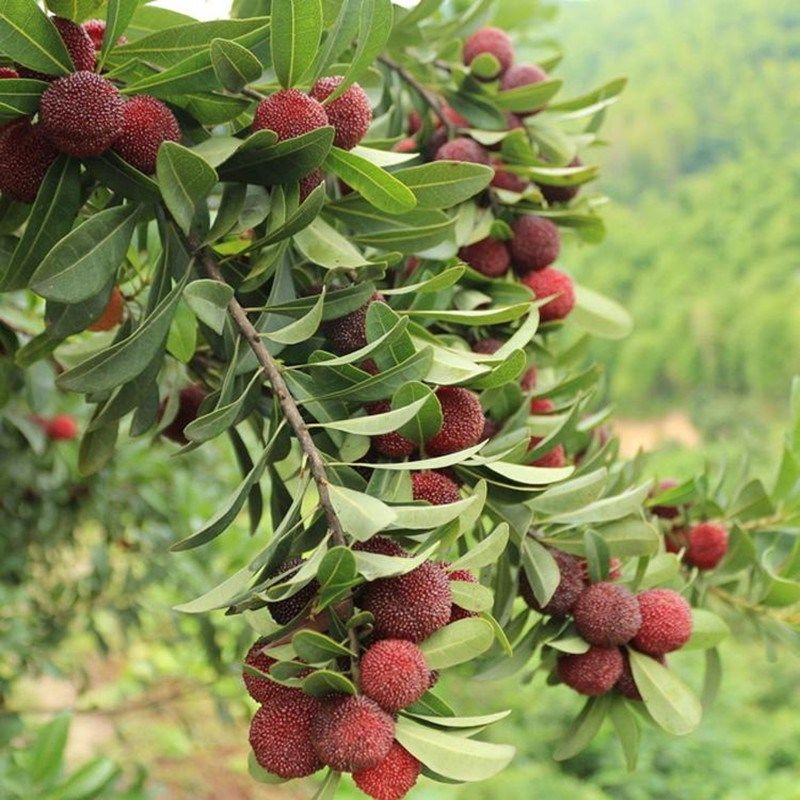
(196, 250), (345, 547)
(379, 54), (454, 135)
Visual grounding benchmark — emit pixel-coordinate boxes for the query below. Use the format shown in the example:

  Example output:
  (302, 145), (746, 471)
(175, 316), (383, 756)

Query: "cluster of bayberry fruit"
(651, 480), (730, 570)
(243, 537), (477, 799)
(520, 545), (694, 698)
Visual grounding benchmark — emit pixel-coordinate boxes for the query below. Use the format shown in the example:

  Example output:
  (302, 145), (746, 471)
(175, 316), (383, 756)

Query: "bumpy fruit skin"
(353, 742), (421, 800)
(249, 693), (322, 778)
(82, 19), (106, 50)
(615, 652), (665, 701)
(161, 384), (206, 444)
(650, 478), (681, 519)
(243, 639), (310, 704)
(20, 17), (95, 78)
(425, 386), (485, 456)
(481, 416), (499, 440)
(0, 67), (19, 79)
(521, 365), (537, 390)
(367, 400), (417, 458)
(520, 548), (584, 616)
(299, 167), (325, 200)
(472, 338), (503, 355)
(407, 109), (423, 134)
(0, 119), (58, 203)
(434, 136), (490, 165)
(463, 27), (514, 78)
(521, 267), (576, 322)
(539, 156), (582, 203)
(530, 397), (555, 414)
(252, 89), (328, 141)
(491, 159), (528, 192)
(312, 695), (395, 772)
(40, 72), (124, 157)
(354, 537), (408, 558)
(87, 287), (124, 331)
(113, 95), (181, 174)
(458, 237), (510, 278)
(448, 568), (478, 622)
(573, 582), (642, 647)
(309, 76), (372, 150)
(323, 293), (384, 355)
(632, 589), (693, 656)
(411, 470), (461, 505)
(528, 437), (567, 468)
(686, 522), (729, 569)
(510, 215), (560, 272)
(360, 639), (430, 712)
(361, 561), (452, 642)
(500, 63), (549, 113)
(557, 646), (624, 696)
(44, 414), (78, 441)
(579, 557), (623, 584)
(268, 557), (319, 625)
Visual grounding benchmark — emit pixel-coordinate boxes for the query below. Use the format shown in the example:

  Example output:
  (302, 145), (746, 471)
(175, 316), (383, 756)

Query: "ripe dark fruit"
(463, 27), (514, 79)
(407, 109), (423, 134)
(491, 160), (528, 192)
(19, 17), (96, 79)
(353, 742), (421, 800)
(268, 557), (319, 625)
(367, 400), (417, 459)
(520, 548), (584, 617)
(41, 414), (78, 441)
(0, 67), (19, 79)
(243, 640), (310, 704)
(521, 365), (537, 390)
(310, 76), (372, 150)
(615, 652), (665, 701)
(299, 168), (325, 201)
(530, 397), (555, 414)
(354, 537), (408, 558)
(521, 267), (576, 322)
(360, 639), (430, 712)
(249, 693), (322, 778)
(434, 137), (490, 165)
(500, 63), (549, 113)
(411, 470), (461, 505)
(425, 386), (484, 456)
(360, 560), (452, 642)
(87, 287), (124, 331)
(528, 437), (567, 468)
(161, 384), (206, 444)
(312, 695), (395, 772)
(252, 89), (328, 141)
(632, 588), (693, 656)
(458, 237), (510, 278)
(323, 293), (384, 355)
(40, 72), (124, 157)
(0, 119), (58, 203)
(686, 522), (729, 570)
(538, 157), (582, 204)
(558, 646), (623, 696)
(573, 582), (642, 647)
(510, 215), (560, 272)
(448, 568), (478, 622)
(393, 136), (418, 153)
(579, 557), (623, 584)
(651, 479), (680, 519)
(82, 19), (106, 50)
(472, 338), (503, 355)
(113, 95), (181, 174)
(481, 416), (499, 440)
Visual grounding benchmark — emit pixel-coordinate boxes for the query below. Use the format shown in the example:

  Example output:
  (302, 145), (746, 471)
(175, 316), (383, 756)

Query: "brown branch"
(379, 54), (454, 135)
(196, 250), (344, 546)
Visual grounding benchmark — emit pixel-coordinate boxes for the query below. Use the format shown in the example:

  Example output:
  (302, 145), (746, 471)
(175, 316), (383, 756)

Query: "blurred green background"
(3, 0), (800, 798)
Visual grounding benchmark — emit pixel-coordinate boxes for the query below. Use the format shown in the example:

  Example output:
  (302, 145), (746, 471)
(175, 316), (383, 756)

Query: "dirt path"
(614, 411), (700, 457)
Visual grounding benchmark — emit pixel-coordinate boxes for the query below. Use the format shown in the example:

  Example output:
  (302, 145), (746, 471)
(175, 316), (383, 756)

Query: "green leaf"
(292, 630), (352, 663)
(419, 618), (494, 669)
(84, 151), (161, 202)
(57, 264), (190, 393)
(184, 279), (233, 334)
(183, 371), (261, 443)
(450, 523), (509, 572)
(543, 482), (651, 525)
(294, 215), (372, 269)
(393, 162), (494, 209)
(244, 182), (326, 251)
(156, 142), (218, 235)
(406, 709), (511, 729)
(30, 204), (141, 303)
(495, 78), (563, 112)
(388, 492), (481, 531)
(316, 546), (359, 608)
(30, 712), (70, 785)
(303, 669), (357, 697)
(629, 650), (702, 736)
(271, 0), (322, 87)
(325, 146), (417, 214)
(166, 300), (197, 363)
(553, 695), (612, 761)
(262, 286), (325, 345)
(521, 538), (560, 606)
(314, 0), (360, 74)
(484, 460), (574, 485)
(394, 716), (515, 782)
(449, 580), (493, 612)
(78, 419), (119, 476)
(683, 609), (730, 651)
(572, 284), (634, 340)
(50, 756), (121, 799)
(0, 77), (46, 122)
(316, 394), (430, 435)
(210, 37), (262, 91)
(609, 698), (640, 772)
(0, 0), (72, 76)
(328, 484), (397, 541)
(173, 565), (254, 613)
(99, 0), (140, 68)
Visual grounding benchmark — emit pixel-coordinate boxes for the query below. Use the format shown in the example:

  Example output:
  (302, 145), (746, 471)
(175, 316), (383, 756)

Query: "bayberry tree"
(1, 1), (799, 798)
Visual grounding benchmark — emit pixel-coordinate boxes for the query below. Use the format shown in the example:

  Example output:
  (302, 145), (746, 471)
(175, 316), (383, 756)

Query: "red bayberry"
(425, 386), (484, 456)
(538, 157), (583, 204)
(472, 338), (503, 355)
(323, 293), (384, 355)
(573, 582), (642, 647)
(268, 557), (319, 625)
(521, 365), (537, 390)
(243, 640), (310, 704)
(500, 63), (549, 113)
(161, 384), (206, 444)
(650, 479), (681, 519)
(686, 522), (729, 570)
(447, 567), (479, 622)
(310, 76), (372, 150)
(44, 414), (78, 441)
(463, 27), (514, 78)
(113, 95), (181, 174)
(353, 742), (421, 800)
(367, 400), (417, 459)
(354, 537), (408, 558)
(631, 589), (693, 657)
(411, 470), (461, 505)
(434, 137), (490, 165)
(253, 89), (328, 141)
(557, 646), (623, 696)
(530, 397), (555, 414)
(520, 548), (584, 616)
(491, 159), (528, 192)
(521, 267), (576, 322)
(528, 437), (567, 468)
(0, 67), (19, 79)
(458, 237), (510, 277)
(299, 167), (325, 200)
(0, 119), (58, 203)
(360, 639), (430, 712)
(510, 215), (560, 272)
(87, 287), (124, 331)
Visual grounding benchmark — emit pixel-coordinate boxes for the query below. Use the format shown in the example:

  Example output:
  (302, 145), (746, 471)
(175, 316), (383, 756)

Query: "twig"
(379, 54), (453, 134)
(709, 586), (800, 626)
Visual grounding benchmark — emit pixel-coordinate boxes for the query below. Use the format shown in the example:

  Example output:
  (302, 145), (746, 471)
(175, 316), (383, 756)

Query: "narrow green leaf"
(262, 286), (325, 345)
(553, 695), (612, 760)
(0, 77), (46, 122)
(271, 0), (322, 87)
(572, 284), (634, 340)
(419, 618), (494, 669)
(328, 484), (398, 541)
(450, 523), (509, 572)
(393, 162), (493, 209)
(211, 37), (262, 92)
(156, 141), (218, 235)
(0, 0), (72, 75)
(183, 279), (233, 334)
(522, 538), (560, 607)
(99, 0), (140, 68)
